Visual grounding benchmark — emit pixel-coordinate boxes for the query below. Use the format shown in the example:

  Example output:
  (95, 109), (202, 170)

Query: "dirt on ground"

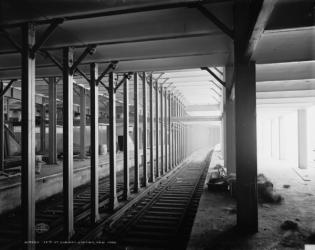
(188, 151), (315, 250)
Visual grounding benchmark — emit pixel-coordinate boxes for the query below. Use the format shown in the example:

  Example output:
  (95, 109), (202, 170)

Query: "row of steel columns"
(20, 25), (188, 249)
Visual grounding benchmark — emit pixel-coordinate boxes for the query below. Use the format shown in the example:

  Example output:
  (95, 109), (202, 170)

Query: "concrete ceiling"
(0, 0), (314, 115)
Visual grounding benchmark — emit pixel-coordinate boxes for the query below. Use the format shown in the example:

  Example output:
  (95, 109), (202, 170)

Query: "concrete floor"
(187, 151), (315, 250)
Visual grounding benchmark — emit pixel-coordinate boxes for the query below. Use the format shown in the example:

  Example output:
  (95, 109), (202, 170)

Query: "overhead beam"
(247, 0), (278, 57)
(186, 104), (220, 112)
(171, 116), (222, 122)
(196, 4), (234, 39)
(0, 1), (233, 29)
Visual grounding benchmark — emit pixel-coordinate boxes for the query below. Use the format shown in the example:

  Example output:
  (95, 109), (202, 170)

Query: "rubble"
(257, 174), (283, 203)
(280, 220), (298, 231)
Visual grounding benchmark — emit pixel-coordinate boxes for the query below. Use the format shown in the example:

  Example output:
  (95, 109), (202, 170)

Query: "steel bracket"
(196, 4), (234, 40)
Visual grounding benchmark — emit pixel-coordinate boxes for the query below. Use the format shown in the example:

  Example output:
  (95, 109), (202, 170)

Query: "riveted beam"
(123, 77), (130, 200)
(63, 47), (75, 239)
(234, 0), (258, 233)
(109, 71), (119, 210)
(134, 73), (140, 192)
(142, 72), (148, 187)
(155, 81), (160, 178)
(31, 18), (64, 57)
(160, 86), (164, 176)
(197, 4), (234, 39)
(149, 75), (155, 182)
(90, 62), (100, 223)
(21, 23), (36, 250)
(0, 82), (4, 172)
(79, 86), (86, 159)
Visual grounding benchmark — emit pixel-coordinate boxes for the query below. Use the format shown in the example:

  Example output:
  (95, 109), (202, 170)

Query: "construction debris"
(257, 174), (283, 203)
(281, 220), (299, 231)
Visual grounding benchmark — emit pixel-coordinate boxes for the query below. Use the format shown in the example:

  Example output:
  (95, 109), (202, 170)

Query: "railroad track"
(0, 158), (145, 250)
(80, 149), (213, 250)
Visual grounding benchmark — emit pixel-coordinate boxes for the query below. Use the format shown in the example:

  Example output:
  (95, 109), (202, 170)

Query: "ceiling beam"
(171, 115), (222, 122)
(246, 0), (278, 58)
(186, 104), (220, 112)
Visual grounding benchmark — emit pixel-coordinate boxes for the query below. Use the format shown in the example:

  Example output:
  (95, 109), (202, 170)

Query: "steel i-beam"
(168, 92), (171, 171)
(142, 72), (148, 187)
(123, 78), (130, 199)
(0, 82), (3, 172)
(21, 23), (36, 249)
(109, 72), (119, 210)
(63, 47), (75, 239)
(149, 75), (155, 182)
(48, 77), (57, 164)
(134, 73), (140, 192)
(234, 0), (258, 232)
(160, 86), (164, 176)
(164, 89), (168, 173)
(90, 63), (100, 223)
(80, 86), (86, 159)
(155, 82), (160, 178)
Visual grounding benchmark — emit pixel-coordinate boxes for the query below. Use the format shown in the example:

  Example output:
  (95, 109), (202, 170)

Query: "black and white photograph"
(0, 0), (314, 249)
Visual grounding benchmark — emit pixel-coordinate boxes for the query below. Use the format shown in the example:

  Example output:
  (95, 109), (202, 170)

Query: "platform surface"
(187, 152), (315, 250)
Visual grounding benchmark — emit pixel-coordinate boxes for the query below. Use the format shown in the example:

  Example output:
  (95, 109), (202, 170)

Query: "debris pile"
(257, 174), (283, 203)
(207, 171), (283, 204)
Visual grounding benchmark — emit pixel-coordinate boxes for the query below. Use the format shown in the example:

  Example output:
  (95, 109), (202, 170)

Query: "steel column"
(40, 104), (46, 154)
(21, 23), (36, 249)
(123, 78), (130, 199)
(164, 89), (168, 173)
(235, 0), (258, 232)
(0, 82), (3, 172)
(178, 101), (183, 162)
(48, 77), (57, 164)
(63, 47), (75, 239)
(149, 75), (155, 182)
(134, 73), (140, 192)
(90, 63), (100, 223)
(173, 96), (176, 167)
(142, 73), (148, 186)
(168, 92), (171, 171)
(79, 86), (86, 159)
(160, 87), (164, 176)
(155, 82), (159, 178)
(109, 72), (119, 210)
(175, 97), (178, 165)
